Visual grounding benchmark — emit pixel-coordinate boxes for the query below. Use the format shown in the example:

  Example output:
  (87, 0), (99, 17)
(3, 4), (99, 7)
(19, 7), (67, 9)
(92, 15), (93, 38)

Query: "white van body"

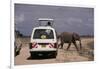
(29, 26), (57, 58)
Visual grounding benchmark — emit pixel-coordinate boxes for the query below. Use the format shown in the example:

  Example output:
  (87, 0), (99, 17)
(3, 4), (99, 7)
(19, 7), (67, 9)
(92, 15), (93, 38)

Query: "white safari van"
(29, 18), (58, 58)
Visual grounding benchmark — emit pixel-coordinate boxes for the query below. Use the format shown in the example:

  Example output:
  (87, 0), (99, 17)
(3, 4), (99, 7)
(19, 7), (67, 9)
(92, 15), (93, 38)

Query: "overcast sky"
(15, 4), (94, 36)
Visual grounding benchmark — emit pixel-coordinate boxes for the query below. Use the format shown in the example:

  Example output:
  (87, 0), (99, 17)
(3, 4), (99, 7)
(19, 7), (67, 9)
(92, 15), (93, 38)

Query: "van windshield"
(33, 29), (54, 39)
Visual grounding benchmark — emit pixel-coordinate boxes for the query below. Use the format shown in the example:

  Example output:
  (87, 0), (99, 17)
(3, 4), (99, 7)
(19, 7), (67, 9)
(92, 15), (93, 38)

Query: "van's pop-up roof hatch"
(38, 18), (54, 27)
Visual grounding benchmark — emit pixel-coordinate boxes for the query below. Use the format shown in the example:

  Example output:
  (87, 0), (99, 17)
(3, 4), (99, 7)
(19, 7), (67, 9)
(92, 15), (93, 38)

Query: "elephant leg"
(60, 42), (64, 49)
(79, 40), (82, 50)
(66, 42), (71, 50)
(72, 41), (79, 51)
(58, 44), (60, 49)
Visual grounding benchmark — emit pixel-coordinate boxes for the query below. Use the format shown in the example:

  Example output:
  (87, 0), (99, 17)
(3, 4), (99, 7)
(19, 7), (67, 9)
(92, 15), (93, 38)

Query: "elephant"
(58, 32), (82, 51)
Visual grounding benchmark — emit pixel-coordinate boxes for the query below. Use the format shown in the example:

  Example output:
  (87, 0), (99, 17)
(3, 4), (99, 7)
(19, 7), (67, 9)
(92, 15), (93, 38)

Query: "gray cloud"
(15, 13), (25, 24)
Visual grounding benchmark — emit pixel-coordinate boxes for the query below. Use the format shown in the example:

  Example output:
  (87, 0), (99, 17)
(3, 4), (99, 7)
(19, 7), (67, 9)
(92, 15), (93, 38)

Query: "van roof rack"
(38, 18), (54, 27)
(38, 18), (54, 21)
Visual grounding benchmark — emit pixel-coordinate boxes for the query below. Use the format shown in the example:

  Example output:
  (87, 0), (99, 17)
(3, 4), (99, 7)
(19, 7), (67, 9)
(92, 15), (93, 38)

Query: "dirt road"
(15, 38), (94, 65)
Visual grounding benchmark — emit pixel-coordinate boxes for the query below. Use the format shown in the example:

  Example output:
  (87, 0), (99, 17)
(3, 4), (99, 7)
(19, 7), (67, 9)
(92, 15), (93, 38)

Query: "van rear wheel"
(50, 51), (57, 58)
(30, 52), (36, 58)
(54, 52), (57, 58)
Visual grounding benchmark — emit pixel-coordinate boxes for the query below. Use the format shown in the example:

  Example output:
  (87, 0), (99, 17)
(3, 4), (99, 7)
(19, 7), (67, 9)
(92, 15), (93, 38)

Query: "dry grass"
(79, 39), (94, 61)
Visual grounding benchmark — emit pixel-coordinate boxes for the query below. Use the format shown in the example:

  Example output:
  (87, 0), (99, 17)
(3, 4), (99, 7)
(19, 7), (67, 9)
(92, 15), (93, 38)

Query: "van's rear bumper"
(30, 48), (57, 52)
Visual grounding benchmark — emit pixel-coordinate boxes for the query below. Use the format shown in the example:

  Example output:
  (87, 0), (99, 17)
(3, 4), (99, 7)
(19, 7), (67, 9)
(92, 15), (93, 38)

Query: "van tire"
(30, 52), (34, 58)
(52, 51), (57, 58)
(54, 52), (57, 58)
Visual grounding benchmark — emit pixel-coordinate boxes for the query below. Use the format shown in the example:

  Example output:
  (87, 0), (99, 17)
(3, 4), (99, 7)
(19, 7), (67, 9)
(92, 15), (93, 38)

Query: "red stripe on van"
(49, 46), (52, 48)
(32, 43), (37, 48)
(50, 43), (54, 48)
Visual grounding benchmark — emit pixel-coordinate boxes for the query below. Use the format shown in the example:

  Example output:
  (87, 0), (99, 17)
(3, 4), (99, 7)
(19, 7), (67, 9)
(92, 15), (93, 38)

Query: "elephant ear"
(72, 32), (75, 40)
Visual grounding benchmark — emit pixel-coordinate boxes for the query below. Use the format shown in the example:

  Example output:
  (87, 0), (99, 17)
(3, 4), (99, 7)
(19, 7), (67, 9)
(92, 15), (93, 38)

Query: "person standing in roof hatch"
(46, 21), (52, 26)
